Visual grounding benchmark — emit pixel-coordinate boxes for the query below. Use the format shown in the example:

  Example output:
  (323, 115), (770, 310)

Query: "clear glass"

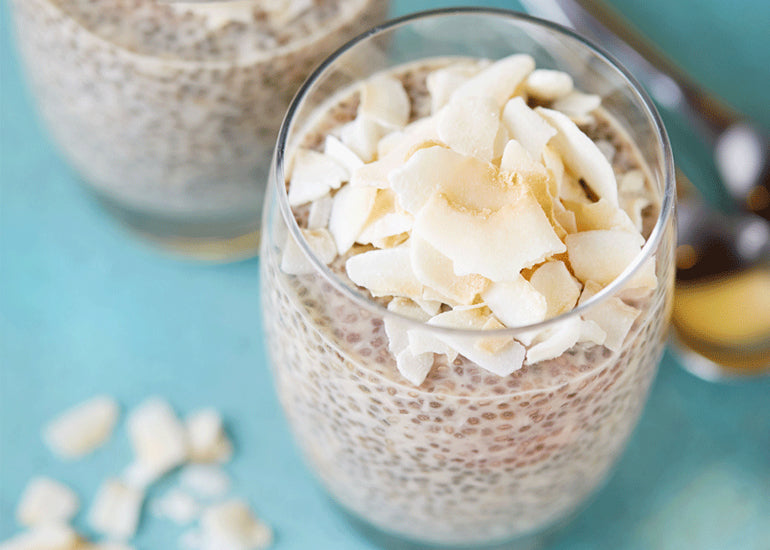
(261, 8), (676, 546)
(9, 0), (388, 261)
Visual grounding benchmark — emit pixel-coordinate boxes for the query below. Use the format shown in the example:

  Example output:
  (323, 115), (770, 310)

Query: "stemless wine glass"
(261, 8), (675, 547)
(9, 0), (388, 260)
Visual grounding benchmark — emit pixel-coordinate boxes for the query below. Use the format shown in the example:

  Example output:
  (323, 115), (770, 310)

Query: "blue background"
(1, 1), (769, 548)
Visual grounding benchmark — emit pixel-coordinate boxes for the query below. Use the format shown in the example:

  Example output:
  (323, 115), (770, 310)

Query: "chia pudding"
(261, 36), (675, 546)
(10, 0), (388, 256)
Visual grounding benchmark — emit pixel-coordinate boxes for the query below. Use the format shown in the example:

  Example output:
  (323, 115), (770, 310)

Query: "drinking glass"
(261, 8), (675, 546)
(10, 0), (388, 260)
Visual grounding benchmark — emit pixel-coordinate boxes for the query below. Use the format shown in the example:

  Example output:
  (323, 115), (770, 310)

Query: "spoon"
(521, 0), (770, 378)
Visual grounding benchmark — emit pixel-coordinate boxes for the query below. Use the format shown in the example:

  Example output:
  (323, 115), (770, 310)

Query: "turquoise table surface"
(1, 0), (769, 548)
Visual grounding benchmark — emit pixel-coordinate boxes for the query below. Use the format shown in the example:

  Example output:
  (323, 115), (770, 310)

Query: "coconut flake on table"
(43, 395), (119, 460)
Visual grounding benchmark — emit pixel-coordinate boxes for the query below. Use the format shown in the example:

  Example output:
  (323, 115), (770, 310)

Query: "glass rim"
(273, 6), (675, 338)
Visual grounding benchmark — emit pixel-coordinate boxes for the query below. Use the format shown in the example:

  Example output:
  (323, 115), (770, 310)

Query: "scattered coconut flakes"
(525, 317), (587, 364)
(199, 500), (273, 550)
(413, 188), (565, 282)
(43, 396), (119, 460)
(579, 281), (640, 351)
(151, 488), (200, 525)
(286, 149), (347, 207)
(306, 194), (333, 230)
(120, 461), (161, 492)
(88, 479), (143, 541)
(410, 235), (489, 305)
(16, 477), (79, 528)
(90, 542), (135, 550)
(359, 74), (410, 129)
(126, 398), (188, 480)
(565, 197), (637, 233)
(451, 54), (535, 108)
(536, 107), (619, 207)
(525, 69), (574, 101)
(529, 260), (582, 319)
(481, 275), (547, 328)
(185, 409), (233, 464)
(0, 523), (82, 550)
(328, 184), (378, 255)
(501, 97), (557, 160)
(551, 90), (602, 123)
(280, 228), (336, 276)
(437, 96), (502, 161)
(179, 465), (232, 501)
(394, 348), (434, 387)
(566, 229), (645, 285)
(323, 135), (363, 177)
(345, 246), (424, 301)
(426, 62), (482, 114)
(339, 116), (385, 162)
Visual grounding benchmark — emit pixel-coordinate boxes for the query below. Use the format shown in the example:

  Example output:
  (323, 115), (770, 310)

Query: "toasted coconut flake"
(529, 261), (582, 318)
(328, 184), (378, 255)
(127, 398), (188, 479)
(552, 91), (602, 122)
(151, 487), (200, 525)
(426, 62), (481, 114)
(481, 275), (548, 328)
(339, 116), (385, 162)
(0, 524), (82, 550)
(541, 144), (565, 190)
(287, 149), (347, 207)
(525, 317), (582, 364)
(525, 69), (574, 101)
(375, 117), (439, 160)
(413, 189), (566, 282)
(306, 194), (333, 229)
(422, 307), (525, 375)
(384, 298), (431, 357)
(414, 298), (443, 316)
(43, 396), (119, 460)
(346, 246), (424, 300)
(390, 146), (513, 215)
(200, 500), (273, 550)
(395, 348), (434, 386)
(476, 317), (516, 354)
(623, 196), (652, 233)
(579, 319), (607, 346)
(410, 235), (489, 305)
(499, 139), (546, 175)
(324, 135), (364, 176)
(565, 197), (637, 233)
(501, 97), (557, 160)
(89, 479), (144, 540)
(619, 169), (646, 193)
(579, 281), (640, 351)
(359, 74), (410, 129)
(553, 200), (578, 234)
(437, 96), (502, 161)
(407, 327), (459, 363)
(622, 256), (658, 296)
(451, 54), (535, 108)
(566, 229), (644, 285)
(185, 409), (233, 464)
(536, 107), (618, 206)
(281, 228), (336, 275)
(179, 465), (231, 501)
(357, 189), (413, 246)
(16, 477), (79, 527)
